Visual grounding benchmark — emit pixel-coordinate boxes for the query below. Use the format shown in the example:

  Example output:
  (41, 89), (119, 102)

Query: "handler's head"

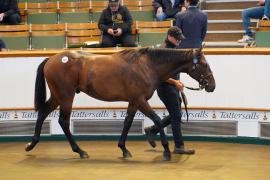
(167, 26), (185, 46)
(109, 0), (120, 12)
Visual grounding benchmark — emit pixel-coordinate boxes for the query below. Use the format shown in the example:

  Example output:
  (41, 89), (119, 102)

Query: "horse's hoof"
(123, 150), (132, 158)
(25, 142), (35, 152)
(163, 151), (171, 161)
(80, 151), (89, 159)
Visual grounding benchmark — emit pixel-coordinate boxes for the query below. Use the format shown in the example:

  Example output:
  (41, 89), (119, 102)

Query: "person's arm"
(201, 14), (208, 41)
(120, 7), (133, 33)
(4, 0), (19, 17)
(98, 10), (111, 33)
(166, 78), (184, 91)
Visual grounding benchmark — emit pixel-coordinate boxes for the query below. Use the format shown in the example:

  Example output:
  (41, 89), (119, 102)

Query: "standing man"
(176, 0), (207, 48)
(153, 0), (185, 21)
(98, 0), (136, 47)
(144, 26), (195, 154)
(0, 0), (21, 25)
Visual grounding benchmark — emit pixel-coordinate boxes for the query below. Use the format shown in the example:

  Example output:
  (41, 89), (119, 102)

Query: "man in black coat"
(176, 0), (207, 48)
(98, 0), (136, 47)
(0, 0), (21, 25)
(153, 0), (185, 21)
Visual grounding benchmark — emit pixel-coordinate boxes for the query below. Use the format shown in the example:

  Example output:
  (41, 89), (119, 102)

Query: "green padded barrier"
(138, 33), (166, 47)
(1, 37), (29, 50)
(130, 10), (154, 21)
(27, 13), (58, 24)
(255, 31), (270, 47)
(32, 36), (65, 49)
(60, 12), (90, 23)
(91, 11), (102, 23)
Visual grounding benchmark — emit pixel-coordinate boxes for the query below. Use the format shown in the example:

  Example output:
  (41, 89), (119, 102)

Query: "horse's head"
(187, 48), (216, 92)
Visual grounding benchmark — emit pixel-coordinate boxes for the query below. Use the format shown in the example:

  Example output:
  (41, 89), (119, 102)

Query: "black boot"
(144, 126), (157, 148)
(173, 146), (195, 155)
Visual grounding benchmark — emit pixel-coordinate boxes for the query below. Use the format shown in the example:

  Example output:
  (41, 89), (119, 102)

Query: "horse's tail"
(34, 58), (49, 111)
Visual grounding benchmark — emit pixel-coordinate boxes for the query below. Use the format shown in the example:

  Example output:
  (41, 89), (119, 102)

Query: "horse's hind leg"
(118, 103), (137, 158)
(137, 99), (171, 160)
(58, 102), (89, 159)
(25, 96), (58, 151)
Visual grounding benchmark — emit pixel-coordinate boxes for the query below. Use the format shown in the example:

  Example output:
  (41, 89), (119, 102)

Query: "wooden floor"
(0, 140), (270, 180)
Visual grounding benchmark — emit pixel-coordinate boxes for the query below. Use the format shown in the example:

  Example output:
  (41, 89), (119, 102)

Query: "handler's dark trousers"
(101, 33), (136, 47)
(148, 83), (184, 148)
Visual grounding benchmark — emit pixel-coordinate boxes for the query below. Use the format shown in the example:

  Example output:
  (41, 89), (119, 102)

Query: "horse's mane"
(117, 48), (193, 65)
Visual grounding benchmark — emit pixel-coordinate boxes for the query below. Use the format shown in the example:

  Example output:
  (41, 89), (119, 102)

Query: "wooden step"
(208, 20), (256, 31)
(204, 41), (247, 48)
(205, 10), (242, 20)
(205, 31), (244, 41)
(205, 0), (257, 10)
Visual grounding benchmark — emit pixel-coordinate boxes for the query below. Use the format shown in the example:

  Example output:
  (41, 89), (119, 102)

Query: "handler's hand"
(175, 81), (184, 92)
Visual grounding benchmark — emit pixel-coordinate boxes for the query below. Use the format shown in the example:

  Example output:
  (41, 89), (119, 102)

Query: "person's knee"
(8, 14), (21, 25)
(101, 41), (115, 47)
(156, 13), (167, 21)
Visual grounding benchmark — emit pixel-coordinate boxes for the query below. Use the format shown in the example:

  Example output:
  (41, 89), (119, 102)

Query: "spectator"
(0, 39), (7, 51)
(98, 0), (136, 47)
(238, 0), (270, 43)
(144, 27), (195, 154)
(176, 0), (207, 48)
(0, 0), (21, 25)
(153, 0), (185, 21)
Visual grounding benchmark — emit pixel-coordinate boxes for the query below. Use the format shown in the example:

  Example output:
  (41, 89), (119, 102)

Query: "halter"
(185, 57), (213, 91)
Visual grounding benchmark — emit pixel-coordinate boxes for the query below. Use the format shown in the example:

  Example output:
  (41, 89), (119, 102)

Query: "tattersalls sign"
(0, 108), (269, 137)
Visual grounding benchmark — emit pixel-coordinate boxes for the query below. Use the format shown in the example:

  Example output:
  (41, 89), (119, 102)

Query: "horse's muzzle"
(205, 84), (215, 92)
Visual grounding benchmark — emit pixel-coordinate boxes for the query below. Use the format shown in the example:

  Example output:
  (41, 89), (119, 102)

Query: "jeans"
(242, 0), (270, 37)
(156, 12), (179, 21)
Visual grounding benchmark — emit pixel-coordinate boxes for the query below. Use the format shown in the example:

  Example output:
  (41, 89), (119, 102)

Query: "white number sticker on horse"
(61, 56), (69, 63)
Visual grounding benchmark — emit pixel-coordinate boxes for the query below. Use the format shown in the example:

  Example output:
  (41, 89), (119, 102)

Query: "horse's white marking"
(61, 56), (69, 63)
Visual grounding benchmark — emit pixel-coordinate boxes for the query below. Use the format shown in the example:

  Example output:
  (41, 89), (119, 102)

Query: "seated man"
(153, 0), (185, 21)
(98, 0), (136, 47)
(0, 39), (7, 51)
(238, 0), (270, 43)
(0, 0), (21, 25)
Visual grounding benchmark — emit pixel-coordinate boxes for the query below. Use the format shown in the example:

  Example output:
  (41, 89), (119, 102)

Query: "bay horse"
(25, 47), (215, 160)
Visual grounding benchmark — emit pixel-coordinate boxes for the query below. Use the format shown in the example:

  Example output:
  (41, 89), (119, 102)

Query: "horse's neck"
(154, 50), (192, 81)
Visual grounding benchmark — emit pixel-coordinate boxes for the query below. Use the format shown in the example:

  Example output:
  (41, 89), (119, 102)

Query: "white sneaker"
(238, 35), (254, 43)
(262, 15), (269, 20)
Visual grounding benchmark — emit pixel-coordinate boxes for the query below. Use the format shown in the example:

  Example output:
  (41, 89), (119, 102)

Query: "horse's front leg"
(118, 103), (137, 158)
(137, 99), (171, 161)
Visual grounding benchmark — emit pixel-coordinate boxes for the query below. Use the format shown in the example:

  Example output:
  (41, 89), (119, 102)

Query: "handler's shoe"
(173, 146), (195, 155)
(144, 126), (157, 148)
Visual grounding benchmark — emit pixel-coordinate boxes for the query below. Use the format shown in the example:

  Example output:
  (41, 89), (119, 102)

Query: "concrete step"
(205, 0), (257, 10)
(208, 20), (257, 31)
(205, 30), (244, 41)
(205, 9), (242, 20)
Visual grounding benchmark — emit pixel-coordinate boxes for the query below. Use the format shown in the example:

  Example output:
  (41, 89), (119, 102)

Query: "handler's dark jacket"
(160, 39), (180, 81)
(0, 0), (20, 17)
(153, 0), (184, 17)
(98, 5), (133, 35)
